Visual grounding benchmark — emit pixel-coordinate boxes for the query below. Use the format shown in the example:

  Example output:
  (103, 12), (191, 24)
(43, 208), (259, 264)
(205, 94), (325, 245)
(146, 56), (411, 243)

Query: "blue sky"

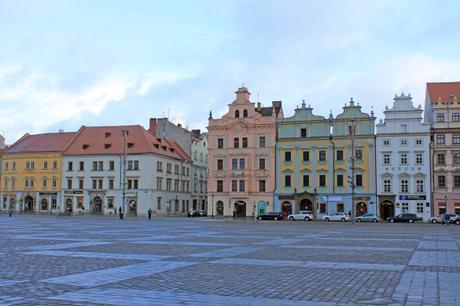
(1, 0), (459, 143)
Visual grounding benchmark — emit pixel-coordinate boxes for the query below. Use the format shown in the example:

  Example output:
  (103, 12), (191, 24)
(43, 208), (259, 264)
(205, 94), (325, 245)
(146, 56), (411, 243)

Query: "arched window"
(235, 110), (240, 118)
(25, 178), (29, 187)
(52, 178), (57, 188)
(4, 177), (8, 189)
(243, 109), (248, 117)
(30, 178), (35, 187)
(42, 178), (48, 188)
(11, 177), (16, 188)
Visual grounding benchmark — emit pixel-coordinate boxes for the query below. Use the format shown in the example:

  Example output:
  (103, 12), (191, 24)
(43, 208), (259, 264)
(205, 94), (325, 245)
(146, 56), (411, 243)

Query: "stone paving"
(0, 215), (459, 305)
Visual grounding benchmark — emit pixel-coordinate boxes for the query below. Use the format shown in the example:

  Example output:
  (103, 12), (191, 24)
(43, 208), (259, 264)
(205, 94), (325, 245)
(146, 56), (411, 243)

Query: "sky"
(0, 0), (460, 143)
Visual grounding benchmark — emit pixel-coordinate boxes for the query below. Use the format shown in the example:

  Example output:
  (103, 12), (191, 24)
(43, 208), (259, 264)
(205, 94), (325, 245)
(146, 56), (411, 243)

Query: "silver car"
(287, 211), (313, 221)
(356, 213), (379, 222)
(323, 213), (350, 222)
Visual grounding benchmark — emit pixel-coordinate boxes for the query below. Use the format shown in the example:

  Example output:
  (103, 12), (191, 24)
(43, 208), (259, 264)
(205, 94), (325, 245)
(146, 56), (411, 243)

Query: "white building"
(191, 132), (208, 210)
(62, 125), (192, 216)
(376, 93), (431, 221)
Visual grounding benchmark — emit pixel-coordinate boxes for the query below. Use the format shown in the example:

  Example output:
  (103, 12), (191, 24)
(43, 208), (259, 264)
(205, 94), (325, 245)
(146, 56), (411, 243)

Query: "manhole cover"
(352, 297), (395, 305)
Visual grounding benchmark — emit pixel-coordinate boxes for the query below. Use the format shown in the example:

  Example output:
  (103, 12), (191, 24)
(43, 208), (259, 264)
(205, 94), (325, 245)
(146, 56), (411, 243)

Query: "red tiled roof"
(4, 132), (77, 154)
(63, 125), (190, 161)
(427, 82), (460, 104)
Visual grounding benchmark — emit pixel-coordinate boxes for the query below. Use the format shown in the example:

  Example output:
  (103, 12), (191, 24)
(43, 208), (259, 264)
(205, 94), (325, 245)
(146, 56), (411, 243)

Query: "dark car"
(387, 213), (418, 223)
(256, 212), (284, 221)
(187, 210), (207, 217)
(450, 216), (460, 225)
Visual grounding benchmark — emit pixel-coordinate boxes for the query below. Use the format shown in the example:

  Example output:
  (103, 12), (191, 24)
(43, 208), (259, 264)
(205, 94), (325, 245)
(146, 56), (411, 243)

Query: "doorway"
(356, 202), (368, 216)
(25, 196), (34, 212)
(92, 196), (103, 214)
(234, 201), (246, 218)
(380, 201), (394, 220)
(216, 201), (224, 216)
(282, 201), (292, 217)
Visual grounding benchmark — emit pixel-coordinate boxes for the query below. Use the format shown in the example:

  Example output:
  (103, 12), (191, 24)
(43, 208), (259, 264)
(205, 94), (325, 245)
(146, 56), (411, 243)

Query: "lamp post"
(120, 128), (129, 220)
(211, 193), (214, 218)
(349, 119), (356, 224)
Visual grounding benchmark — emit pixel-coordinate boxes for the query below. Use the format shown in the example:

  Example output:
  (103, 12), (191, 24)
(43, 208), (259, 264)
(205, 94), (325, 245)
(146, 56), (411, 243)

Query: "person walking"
(148, 208), (152, 220)
(114, 207), (117, 216)
(444, 213), (450, 226)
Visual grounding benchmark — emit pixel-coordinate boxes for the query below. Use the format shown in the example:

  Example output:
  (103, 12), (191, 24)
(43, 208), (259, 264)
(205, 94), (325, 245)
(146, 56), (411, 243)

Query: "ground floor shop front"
(432, 192), (460, 216)
(207, 193), (273, 218)
(1, 191), (61, 214)
(377, 194), (431, 221)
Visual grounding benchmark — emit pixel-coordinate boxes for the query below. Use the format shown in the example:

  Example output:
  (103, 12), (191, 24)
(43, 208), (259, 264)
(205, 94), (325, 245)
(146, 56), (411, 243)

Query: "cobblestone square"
(0, 215), (459, 305)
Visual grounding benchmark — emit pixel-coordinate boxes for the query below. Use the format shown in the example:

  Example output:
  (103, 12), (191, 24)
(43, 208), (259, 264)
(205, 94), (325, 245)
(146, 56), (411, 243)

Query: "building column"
(35, 191), (40, 212)
(312, 146), (317, 188)
(49, 194), (52, 213)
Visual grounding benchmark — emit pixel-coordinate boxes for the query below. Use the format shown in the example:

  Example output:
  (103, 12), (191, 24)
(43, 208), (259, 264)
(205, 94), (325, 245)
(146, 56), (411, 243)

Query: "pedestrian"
(348, 210), (351, 217)
(444, 213), (450, 226)
(148, 208), (152, 220)
(114, 207), (117, 216)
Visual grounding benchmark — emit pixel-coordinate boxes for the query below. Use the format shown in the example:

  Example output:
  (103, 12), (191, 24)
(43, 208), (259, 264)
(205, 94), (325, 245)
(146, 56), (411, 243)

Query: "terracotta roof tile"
(427, 82), (460, 104)
(5, 132), (77, 154)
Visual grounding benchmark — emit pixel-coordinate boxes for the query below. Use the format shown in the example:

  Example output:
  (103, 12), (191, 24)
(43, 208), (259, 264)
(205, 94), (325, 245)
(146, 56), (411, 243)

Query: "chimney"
(149, 118), (157, 136)
(177, 123), (182, 128)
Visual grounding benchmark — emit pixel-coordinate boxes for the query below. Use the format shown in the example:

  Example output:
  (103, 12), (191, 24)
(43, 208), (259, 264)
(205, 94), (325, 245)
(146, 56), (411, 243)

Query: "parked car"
(430, 214), (457, 224)
(449, 216), (460, 225)
(287, 211), (313, 221)
(187, 210), (208, 217)
(387, 213), (418, 223)
(323, 212), (350, 222)
(257, 212), (284, 221)
(356, 213), (379, 222)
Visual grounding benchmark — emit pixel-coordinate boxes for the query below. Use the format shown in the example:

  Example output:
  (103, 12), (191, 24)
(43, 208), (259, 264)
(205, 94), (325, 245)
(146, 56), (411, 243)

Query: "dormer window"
(127, 143), (134, 148)
(169, 148), (175, 152)
(235, 110), (240, 118)
(105, 132), (111, 138)
(162, 146), (167, 150)
(300, 128), (307, 137)
(82, 144), (90, 149)
(153, 144), (159, 148)
(243, 109), (248, 117)
(104, 144), (111, 149)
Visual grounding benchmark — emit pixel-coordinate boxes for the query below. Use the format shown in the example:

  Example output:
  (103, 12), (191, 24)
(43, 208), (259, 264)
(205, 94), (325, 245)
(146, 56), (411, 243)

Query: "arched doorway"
(41, 198), (48, 211)
(282, 201), (292, 217)
(299, 199), (312, 211)
(216, 201), (224, 216)
(234, 201), (246, 218)
(66, 198), (73, 213)
(129, 199), (137, 216)
(380, 201), (394, 220)
(356, 202), (367, 217)
(258, 201), (266, 216)
(24, 196), (34, 212)
(92, 196), (103, 214)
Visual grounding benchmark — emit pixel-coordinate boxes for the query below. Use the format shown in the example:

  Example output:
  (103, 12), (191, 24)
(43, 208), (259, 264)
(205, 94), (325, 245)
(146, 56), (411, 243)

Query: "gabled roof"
(63, 125), (190, 161)
(427, 82), (460, 103)
(4, 132), (77, 154)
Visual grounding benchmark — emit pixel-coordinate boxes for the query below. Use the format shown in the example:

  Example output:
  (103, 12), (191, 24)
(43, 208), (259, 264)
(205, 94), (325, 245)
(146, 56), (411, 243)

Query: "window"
(92, 179), (97, 189)
(453, 113), (460, 122)
(336, 150), (343, 161)
(232, 180), (237, 192)
(217, 180), (223, 192)
(217, 138), (224, 149)
(336, 203), (344, 213)
(12, 161), (16, 170)
(259, 158), (265, 170)
(319, 203), (326, 213)
(416, 153), (423, 165)
(285, 151), (292, 162)
(453, 134), (460, 144)
(167, 163), (172, 173)
(384, 179), (391, 192)
(285, 175), (291, 187)
(78, 161), (84, 171)
(242, 137), (248, 148)
(92, 161), (97, 171)
(401, 202), (409, 212)
(400, 179), (408, 193)
(232, 159), (238, 170)
(174, 165), (179, 174)
(319, 150), (326, 162)
(400, 139), (407, 145)
(157, 161), (163, 172)
(4, 177), (8, 189)
(107, 198), (114, 209)
(109, 161), (115, 171)
(217, 159), (223, 170)
(383, 153), (391, 165)
(436, 134), (445, 144)
(319, 175), (326, 187)
(415, 139), (423, 145)
(52, 161), (57, 169)
(455, 176), (460, 188)
(52, 178), (57, 188)
(417, 202), (424, 214)
(400, 153), (408, 165)
(156, 178), (162, 190)
(259, 180), (266, 192)
(239, 180), (245, 192)
(41, 178), (47, 188)
(337, 174), (343, 187)
(454, 153), (460, 165)
(157, 197), (162, 210)
(4, 162), (9, 171)
(243, 109), (248, 117)
(67, 179), (72, 190)
(259, 136), (266, 148)
(438, 175), (446, 188)
(30, 178), (34, 187)
(383, 139), (390, 146)
(355, 149), (363, 161)
(416, 179), (424, 193)
(24, 178), (28, 188)
(302, 151), (309, 162)
(235, 110), (240, 118)
(234, 138), (239, 148)
(166, 179), (172, 191)
(239, 159), (245, 169)
(437, 153), (445, 165)
(303, 175), (309, 187)
(79, 179), (84, 190)
(300, 128), (307, 137)
(356, 174), (363, 187)
(437, 113), (445, 122)
(400, 124), (407, 132)
(68, 161), (73, 171)
(43, 161), (48, 169)
(109, 179), (114, 190)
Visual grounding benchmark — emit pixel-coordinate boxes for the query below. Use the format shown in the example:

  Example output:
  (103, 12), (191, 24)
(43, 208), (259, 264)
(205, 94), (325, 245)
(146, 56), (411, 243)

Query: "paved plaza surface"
(0, 215), (459, 305)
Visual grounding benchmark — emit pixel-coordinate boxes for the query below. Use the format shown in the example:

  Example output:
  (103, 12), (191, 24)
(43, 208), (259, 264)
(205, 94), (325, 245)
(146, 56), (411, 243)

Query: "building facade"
(191, 132), (208, 210)
(376, 93), (431, 221)
(207, 86), (283, 217)
(424, 82), (460, 216)
(275, 99), (376, 219)
(62, 125), (192, 216)
(0, 132), (76, 213)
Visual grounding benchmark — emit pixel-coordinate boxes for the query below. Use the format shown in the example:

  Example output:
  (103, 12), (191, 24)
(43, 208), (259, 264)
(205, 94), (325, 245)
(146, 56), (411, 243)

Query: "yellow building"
(274, 99), (376, 219)
(1, 132), (76, 213)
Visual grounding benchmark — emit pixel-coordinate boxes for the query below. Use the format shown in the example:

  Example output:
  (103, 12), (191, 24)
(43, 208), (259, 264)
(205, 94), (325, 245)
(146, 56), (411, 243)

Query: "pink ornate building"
(207, 86), (283, 217)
